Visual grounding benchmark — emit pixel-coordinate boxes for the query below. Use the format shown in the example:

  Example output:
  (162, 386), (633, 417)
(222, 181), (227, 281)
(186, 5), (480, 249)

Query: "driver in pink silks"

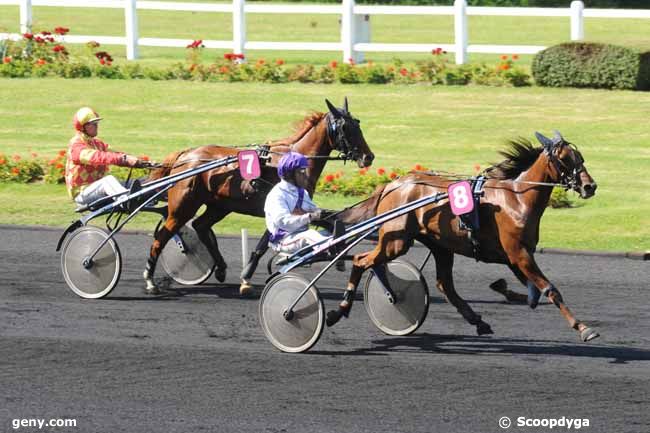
(264, 151), (327, 254)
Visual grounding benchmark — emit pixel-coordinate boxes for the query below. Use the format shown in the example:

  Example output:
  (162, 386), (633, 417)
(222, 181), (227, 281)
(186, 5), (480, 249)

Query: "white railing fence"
(1, 0), (650, 64)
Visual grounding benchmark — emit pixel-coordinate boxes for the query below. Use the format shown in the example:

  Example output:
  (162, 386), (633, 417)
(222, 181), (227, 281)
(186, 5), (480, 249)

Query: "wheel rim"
(61, 226), (121, 299)
(160, 222), (215, 285)
(363, 259), (429, 336)
(259, 274), (324, 353)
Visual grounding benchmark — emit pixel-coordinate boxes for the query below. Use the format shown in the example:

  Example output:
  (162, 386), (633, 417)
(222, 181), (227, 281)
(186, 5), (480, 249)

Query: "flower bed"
(0, 31), (530, 87)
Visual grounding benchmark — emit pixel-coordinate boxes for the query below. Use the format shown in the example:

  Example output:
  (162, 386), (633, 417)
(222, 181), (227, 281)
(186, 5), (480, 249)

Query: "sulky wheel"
(61, 226), (122, 299)
(363, 259), (429, 336)
(160, 222), (215, 285)
(259, 274), (324, 353)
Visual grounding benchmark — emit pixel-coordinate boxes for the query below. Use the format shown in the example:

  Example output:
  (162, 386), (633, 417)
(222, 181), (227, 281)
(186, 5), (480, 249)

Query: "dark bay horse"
(144, 98), (374, 293)
(330, 131), (600, 342)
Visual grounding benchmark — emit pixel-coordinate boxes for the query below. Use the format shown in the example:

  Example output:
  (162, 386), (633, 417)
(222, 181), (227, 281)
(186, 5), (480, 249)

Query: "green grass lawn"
(1, 78), (648, 252)
(1, 2), (650, 68)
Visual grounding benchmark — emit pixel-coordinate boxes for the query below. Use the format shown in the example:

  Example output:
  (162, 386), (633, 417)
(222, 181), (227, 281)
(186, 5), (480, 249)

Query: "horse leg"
(506, 247), (599, 342)
(191, 206), (229, 283)
(431, 245), (493, 336)
(239, 230), (271, 295)
(488, 266), (528, 304)
(327, 231), (411, 327)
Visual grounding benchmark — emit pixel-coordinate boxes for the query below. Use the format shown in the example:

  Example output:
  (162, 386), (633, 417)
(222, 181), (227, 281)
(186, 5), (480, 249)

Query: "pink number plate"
(447, 181), (474, 216)
(238, 150), (261, 180)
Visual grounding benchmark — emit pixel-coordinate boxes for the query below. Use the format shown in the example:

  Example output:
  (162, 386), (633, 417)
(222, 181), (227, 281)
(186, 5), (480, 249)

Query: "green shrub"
(59, 62), (92, 78)
(532, 42), (650, 90)
(335, 64), (362, 84)
(549, 187), (573, 209)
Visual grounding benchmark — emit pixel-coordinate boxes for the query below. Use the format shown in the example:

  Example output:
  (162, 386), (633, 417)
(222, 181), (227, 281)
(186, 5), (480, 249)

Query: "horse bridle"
(326, 112), (362, 162)
(544, 140), (586, 191)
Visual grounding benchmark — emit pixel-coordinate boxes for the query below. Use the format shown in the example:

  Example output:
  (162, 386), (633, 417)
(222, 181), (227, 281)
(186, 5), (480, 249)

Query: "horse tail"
(148, 150), (185, 181)
(337, 183), (387, 225)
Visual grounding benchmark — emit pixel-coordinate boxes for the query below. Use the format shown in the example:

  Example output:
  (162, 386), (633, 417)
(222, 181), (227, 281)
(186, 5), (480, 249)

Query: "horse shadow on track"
(311, 333), (650, 364)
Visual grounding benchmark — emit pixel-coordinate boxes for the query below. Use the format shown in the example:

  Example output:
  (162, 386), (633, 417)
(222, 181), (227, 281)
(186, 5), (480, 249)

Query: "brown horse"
(143, 98), (374, 293)
(330, 131), (600, 342)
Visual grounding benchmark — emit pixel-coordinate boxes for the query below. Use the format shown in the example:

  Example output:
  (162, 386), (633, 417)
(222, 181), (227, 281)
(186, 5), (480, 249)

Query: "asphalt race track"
(1, 225), (648, 433)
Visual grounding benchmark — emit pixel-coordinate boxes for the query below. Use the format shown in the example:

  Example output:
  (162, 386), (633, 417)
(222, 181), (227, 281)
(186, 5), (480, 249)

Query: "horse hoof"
(477, 321), (494, 336)
(239, 281), (254, 297)
(143, 285), (164, 296)
(215, 268), (227, 283)
(489, 278), (507, 294)
(581, 327), (600, 342)
(326, 309), (342, 327)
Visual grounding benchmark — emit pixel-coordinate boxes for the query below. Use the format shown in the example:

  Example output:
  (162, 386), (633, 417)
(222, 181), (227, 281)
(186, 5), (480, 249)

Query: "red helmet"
(73, 107), (102, 131)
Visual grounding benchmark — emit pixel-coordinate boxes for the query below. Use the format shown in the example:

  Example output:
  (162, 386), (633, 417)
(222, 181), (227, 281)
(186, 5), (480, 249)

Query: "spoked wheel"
(160, 222), (215, 285)
(363, 259), (429, 336)
(61, 226), (122, 299)
(259, 274), (324, 353)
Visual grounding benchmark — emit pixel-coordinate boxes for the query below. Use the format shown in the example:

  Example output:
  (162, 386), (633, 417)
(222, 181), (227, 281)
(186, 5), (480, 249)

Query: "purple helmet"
(277, 151), (309, 178)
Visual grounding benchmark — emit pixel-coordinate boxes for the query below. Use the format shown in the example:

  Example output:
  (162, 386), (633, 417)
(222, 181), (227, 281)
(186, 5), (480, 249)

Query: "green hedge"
(532, 42), (650, 90)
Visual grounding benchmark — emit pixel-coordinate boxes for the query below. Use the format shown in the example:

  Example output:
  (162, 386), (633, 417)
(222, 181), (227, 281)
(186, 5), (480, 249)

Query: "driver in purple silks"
(264, 151), (327, 254)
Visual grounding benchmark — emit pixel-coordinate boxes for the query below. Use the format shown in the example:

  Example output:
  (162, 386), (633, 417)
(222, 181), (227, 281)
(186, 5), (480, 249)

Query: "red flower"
(58, 150), (66, 157)
(48, 159), (56, 165)
(13, 154), (21, 162)
(389, 172), (398, 180)
(56, 163), (64, 169)
(235, 53), (245, 60)
(256, 59), (265, 66)
(499, 64), (510, 71)
(348, 57), (355, 66)
(474, 164), (481, 173)
(512, 54), (519, 60)
(219, 66), (229, 74)
(275, 58), (284, 66)
(53, 44), (66, 53)
(23, 33), (33, 40)
(376, 168), (385, 176)
(2, 56), (11, 64)
(31, 152), (38, 158)
(99, 58), (106, 65)
(324, 174), (335, 183)
(54, 27), (69, 35)
(224, 53), (234, 60)
(331, 185), (339, 191)
(358, 168), (368, 176)
(0, 158), (6, 165)
(329, 60), (338, 69)
(140, 155), (150, 161)
(40, 31), (52, 36)
(36, 58), (46, 65)
(46, 36), (55, 43)
(34, 36), (45, 44)
(186, 39), (203, 49)
(399, 68), (408, 77)
(432, 47), (443, 55)
(413, 163), (422, 171)
(11, 167), (20, 175)
(500, 55), (508, 60)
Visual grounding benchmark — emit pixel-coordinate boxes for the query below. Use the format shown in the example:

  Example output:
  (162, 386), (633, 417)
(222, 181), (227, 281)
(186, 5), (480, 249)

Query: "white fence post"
(454, 0), (468, 65)
(354, 14), (370, 63)
(19, 0), (32, 34)
(341, 0), (355, 63)
(241, 229), (248, 271)
(124, 0), (138, 60)
(570, 1), (584, 41)
(233, 0), (246, 59)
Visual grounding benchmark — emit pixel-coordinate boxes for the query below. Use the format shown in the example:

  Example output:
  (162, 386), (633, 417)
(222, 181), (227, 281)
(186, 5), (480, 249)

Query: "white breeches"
(74, 175), (127, 205)
(272, 229), (329, 254)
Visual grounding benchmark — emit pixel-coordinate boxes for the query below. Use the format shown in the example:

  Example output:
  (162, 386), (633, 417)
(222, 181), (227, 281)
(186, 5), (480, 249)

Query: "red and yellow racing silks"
(64, 132), (128, 199)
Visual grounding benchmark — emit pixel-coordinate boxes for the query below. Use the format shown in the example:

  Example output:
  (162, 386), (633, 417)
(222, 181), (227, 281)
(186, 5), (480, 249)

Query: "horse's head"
(325, 98), (374, 168)
(535, 131), (597, 199)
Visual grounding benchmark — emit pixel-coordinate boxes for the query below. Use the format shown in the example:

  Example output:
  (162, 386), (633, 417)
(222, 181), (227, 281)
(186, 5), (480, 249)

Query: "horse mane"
(266, 112), (326, 147)
(484, 137), (543, 180)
